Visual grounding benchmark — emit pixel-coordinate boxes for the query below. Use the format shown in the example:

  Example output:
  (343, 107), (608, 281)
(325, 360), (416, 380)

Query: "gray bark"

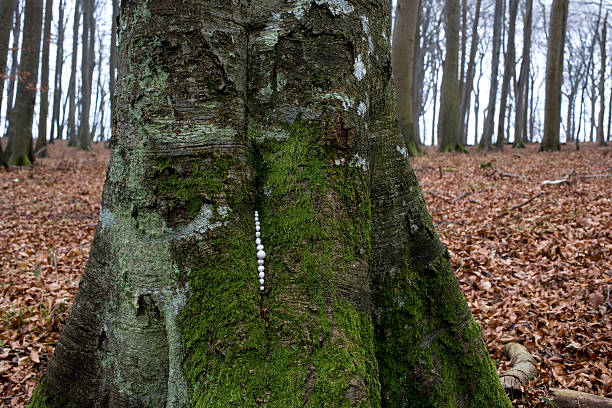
(50, 0), (65, 143)
(597, 12), (608, 146)
(31, 1), (510, 406)
(514, 0), (532, 148)
(109, 0), (118, 134)
(5, 0), (21, 135)
(67, 0), (79, 145)
(34, 0), (53, 157)
(495, 0), (518, 150)
(78, 0), (92, 149)
(480, 0), (503, 150)
(459, 0), (481, 144)
(5, 0), (44, 166)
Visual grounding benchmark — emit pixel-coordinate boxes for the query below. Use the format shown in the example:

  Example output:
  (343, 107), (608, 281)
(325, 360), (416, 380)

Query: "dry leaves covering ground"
(1, 141), (610, 407)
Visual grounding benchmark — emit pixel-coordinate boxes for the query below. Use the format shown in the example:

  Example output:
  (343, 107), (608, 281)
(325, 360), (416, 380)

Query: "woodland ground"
(0, 141), (610, 407)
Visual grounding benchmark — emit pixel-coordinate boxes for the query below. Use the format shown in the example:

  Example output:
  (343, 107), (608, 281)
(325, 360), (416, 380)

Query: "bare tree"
(34, 0), (53, 157)
(496, 0), (519, 150)
(5, 0), (22, 132)
(459, 0), (481, 145)
(50, 0), (66, 143)
(67, 0), (80, 145)
(597, 11), (608, 146)
(78, 0), (92, 150)
(0, 0), (15, 122)
(514, 0), (533, 148)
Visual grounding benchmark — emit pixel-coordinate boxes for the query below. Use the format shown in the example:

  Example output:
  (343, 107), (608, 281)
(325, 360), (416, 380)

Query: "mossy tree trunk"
(392, 0), (421, 156)
(438, 0), (466, 153)
(29, 1), (510, 407)
(5, 0), (43, 166)
(541, 0), (569, 152)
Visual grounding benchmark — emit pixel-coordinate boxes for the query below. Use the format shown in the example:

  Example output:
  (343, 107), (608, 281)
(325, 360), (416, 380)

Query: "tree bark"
(34, 0), (53, 157)
(0, 0), (15, 164)
(496, 0), (518, 150)
(109, 0), (118, 135)
(78, 0), (92, 150)
(597, 11), (608, 146)
(438, 0), (466, 152)
(392, 0), (421, 156)
(459, 0), (481, 145)
(5, 0), (21, 134)
(5, 0), (44, 166)
(50, 0), (65, 143)
(479, 0), (503, 150)
(541, 0), (569, 151)
(67, 0), (79, 145)
(513, 0), (532, 149)
(30, 1), (510, 406)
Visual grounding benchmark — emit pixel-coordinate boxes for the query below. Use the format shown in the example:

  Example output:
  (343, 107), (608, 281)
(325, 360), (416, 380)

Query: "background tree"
(459, 0), (482, 145)
(480, 0), (503, 150)
(438, 0), (465, 152)
(29, 0), (509, 406)
(4, 0), (44, 166)
(50, 0), (66, 144)
(67, 0), (80, 145)
(78, 0), (92, 150)
(34, 0), (53, 157)
(597, 11), (608, 146)
(393, 0), (422, 156)
(0, 0), (15, 119)
(496, 0), (519, 150)
(5, 0), (22, 131)
(541, 0), (569, 151)
(514, 0), (533, 148)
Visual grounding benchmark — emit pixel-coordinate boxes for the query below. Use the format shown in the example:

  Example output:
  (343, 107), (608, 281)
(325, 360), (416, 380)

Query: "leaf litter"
(1, 142), (610, 406)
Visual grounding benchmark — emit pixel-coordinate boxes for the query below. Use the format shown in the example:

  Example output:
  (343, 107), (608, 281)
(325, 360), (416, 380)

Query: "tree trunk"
(392, 0), (421, 156)
(5, 0), (21, 137)
(459, 0), (481, 145)
(495, 0), (518, 151)
(513, 0), (532, 149)
(5, 0), (44, 166)
(50, 0), (65, 143)
(30, 1), (510, 406)
(541, 0), (569, 151)
(480, 0), (503, 150)
(459, 0), (467, 102)
(78, 0), (92, 150)
(67, 0), (79, 145)
(0, 0), (15, 164)
(597, 12), (608, 146)
(438, 0), (465, 152)
(109, 0), (118, 135)
(34, 0), (53, 157)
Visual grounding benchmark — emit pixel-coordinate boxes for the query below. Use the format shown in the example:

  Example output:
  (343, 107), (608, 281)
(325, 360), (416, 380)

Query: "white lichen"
(98, 208), (115, 232)
(291, 0), (312, 19)
(354, 54), (366, 81)
(314, 0), (354, 15)
(396, 145), (408, 158)
(169, 205), (231, 240)
(349, 153), (368, 172)
(357, 101), (367, 117)
(321, 92), (354, 110)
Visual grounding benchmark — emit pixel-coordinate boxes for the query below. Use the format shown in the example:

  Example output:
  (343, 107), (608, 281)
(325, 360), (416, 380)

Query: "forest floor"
(1, 141), (611, 407)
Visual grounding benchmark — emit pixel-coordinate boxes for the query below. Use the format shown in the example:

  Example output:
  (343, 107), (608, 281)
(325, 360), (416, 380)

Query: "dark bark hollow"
(29, 1), (509, 407)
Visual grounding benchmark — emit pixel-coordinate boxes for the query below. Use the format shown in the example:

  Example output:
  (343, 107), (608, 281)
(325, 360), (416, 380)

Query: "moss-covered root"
(439, 143), (469, 154)
(8, 152), (33, 166)
(399, 125), (422, 157)
(374, 253), (511, 408)
(27, 380), (74, 408)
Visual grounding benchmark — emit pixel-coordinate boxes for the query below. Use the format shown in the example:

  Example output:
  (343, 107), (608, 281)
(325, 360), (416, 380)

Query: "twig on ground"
(581, 173), (612, 179)
(498, 170), (527, 179)
(547, 388), (612, 408)
(541, 169), (576, 185)
(453, 191), (470, 202)
(498, 191), (547, 217)
(423, 190), (453, 203)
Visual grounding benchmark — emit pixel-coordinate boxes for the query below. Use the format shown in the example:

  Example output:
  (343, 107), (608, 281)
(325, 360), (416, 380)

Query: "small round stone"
(257, 250), (266, 260)
(254, 210), (258, 215)
(255, 232), (261, 238)
(259, 278), (265, 285)
(258, 265), (265, 273)
(255, 225), (260, 232)
(255, 238), (261, 245)
(255, 221), (260, 226)
(260, 286), (264, 291)
(255, 217), (259, 222)
(258, 272), (265, 279)
(256, 244), (264, 251)
(257, 259), (264, 265)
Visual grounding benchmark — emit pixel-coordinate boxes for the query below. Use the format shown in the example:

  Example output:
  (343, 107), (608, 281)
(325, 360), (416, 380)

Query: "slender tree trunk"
(608, 59), (612, 142)
(541, 0), (569, 151)
(393, 0), (421, 156)
(78, 0), (91, 150)
(495, 0), (518, 150)
(480, 0), (503, 150)
(109, 0), (118, 135)
(30, 1), (510, 406)
(50, 0), (65, 143)
(34, 0), (53, 157)
(597, 11), (608, 146)
(459, 0), (481, 145)
(0, 0), (15, 118)
(67, 0), (79, 145)
(438, 0), (465, 152)
(514, 0), (532, 148)
(5, 0), (21, 134)
(459, 0), (467, 100)
(5, 0), (44, 166)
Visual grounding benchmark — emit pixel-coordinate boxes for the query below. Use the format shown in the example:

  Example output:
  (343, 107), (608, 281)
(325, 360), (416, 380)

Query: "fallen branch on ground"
(547, 388), (612, 408)
(498, 191), (547, 216)
(499, 343), (538, 397)
(423, 190), (453, 203)
(541, 169), (575, 185)
(581, 173), (612, 179)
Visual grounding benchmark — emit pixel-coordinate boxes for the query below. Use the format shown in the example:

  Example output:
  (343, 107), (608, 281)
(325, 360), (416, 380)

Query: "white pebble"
(257, 250), (266, 260)
(255, 217), (259, 222)
(260, 286), (265, 291)
(259, 278), (265, 285)
(258, 265), (265, 273)
(255, 221), (260, 226)
(258, 259), (264, 265)
(255, 210), (258, 215)
(255, 238), (261, 245)
(259, 272), (265, 279)
(255, 225), (260, 232)
(256, 232), (261, 238)
(256, 244), (264, 251)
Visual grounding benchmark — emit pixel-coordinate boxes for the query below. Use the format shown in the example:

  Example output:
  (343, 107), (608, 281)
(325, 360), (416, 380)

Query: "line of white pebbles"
(255, 211), (266, 291)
